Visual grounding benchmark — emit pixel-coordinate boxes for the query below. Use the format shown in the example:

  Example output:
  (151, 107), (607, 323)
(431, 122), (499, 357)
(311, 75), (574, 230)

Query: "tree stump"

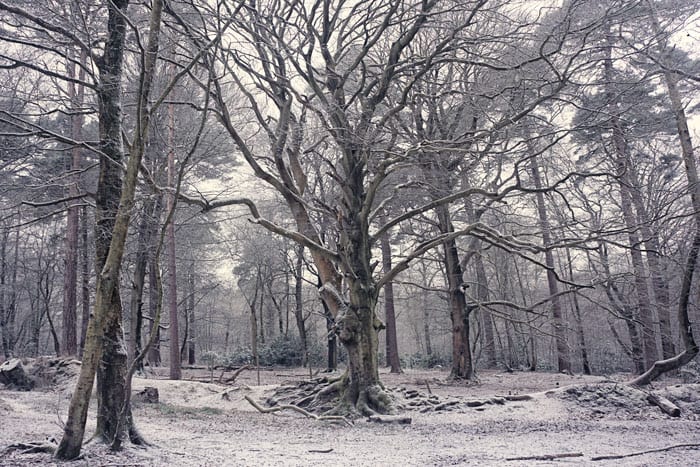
(134, 386), (159, 403)
(0, 359), (35, 391)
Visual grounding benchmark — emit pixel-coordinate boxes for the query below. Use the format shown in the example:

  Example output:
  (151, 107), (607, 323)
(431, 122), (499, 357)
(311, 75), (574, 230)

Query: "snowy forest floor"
(2, 365), (700, 466)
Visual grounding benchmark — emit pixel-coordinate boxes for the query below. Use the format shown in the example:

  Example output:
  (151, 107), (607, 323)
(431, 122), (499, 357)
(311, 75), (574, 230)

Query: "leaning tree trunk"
(56, 0), (163, 459)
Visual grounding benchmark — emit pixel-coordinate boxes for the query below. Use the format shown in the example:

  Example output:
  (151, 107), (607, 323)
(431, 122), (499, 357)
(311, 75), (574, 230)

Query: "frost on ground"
(1, 363), (700, 466)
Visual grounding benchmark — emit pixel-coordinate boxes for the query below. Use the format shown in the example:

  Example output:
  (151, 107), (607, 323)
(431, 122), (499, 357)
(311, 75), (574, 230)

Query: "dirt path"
(1, 368), (699, 466)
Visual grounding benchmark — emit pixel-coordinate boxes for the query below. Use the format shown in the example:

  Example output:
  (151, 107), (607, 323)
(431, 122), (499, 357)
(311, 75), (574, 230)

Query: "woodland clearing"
(1, 365), (699, 466)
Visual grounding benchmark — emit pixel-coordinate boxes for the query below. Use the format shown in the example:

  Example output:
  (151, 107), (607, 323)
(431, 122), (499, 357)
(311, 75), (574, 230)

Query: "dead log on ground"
(646, 393), (681, 417)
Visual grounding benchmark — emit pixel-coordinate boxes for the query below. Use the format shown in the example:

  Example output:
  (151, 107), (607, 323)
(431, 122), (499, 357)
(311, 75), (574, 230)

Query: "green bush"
(223, 335), (326, 367)
(403, 352), (450, 369)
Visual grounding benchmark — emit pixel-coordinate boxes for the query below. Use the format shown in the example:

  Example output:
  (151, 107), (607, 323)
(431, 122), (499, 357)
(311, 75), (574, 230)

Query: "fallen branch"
(220, 365), (251, 384)
(591, 443), (700, 461)
(244, 395), (352, 426)
(506, 453), (584, 461)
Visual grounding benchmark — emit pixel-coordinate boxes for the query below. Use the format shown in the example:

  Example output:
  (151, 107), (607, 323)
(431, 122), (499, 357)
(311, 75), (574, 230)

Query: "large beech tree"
(169, 0), (612, 413)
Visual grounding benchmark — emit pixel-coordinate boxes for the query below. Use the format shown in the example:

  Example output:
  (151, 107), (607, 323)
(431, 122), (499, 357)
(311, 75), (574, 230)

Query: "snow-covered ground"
(1, 367), (699, 466)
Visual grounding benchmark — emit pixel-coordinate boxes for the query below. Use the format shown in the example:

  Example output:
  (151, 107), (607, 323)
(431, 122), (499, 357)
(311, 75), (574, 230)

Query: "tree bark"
(474, 251), (496, 368)
(147, 254), (161, 366)
(380, 230), (401, 373)
(294, 246), (308, 367)
(436, 205), (473, 380)
(565, 248), (591, 374)
(79, 205), (90, 357)
(186, 270), (195, 365)
(529, 153), (571, 373)
(127, 197), (158, 367)
(166, 100), (181, 381)
(61, 50), (86, 358)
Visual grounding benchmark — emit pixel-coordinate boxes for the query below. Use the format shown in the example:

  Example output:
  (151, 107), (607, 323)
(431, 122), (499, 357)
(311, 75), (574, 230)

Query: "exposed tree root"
(3, 438), (58, 455)
(367, 415), (412, 424)
(591, 443), (700, 461)
(245, 395), (352, 426)
(355, 384), (395, 416)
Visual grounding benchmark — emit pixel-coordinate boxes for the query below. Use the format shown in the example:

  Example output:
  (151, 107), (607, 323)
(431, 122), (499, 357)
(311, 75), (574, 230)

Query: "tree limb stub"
(244, 395), (352, 426)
